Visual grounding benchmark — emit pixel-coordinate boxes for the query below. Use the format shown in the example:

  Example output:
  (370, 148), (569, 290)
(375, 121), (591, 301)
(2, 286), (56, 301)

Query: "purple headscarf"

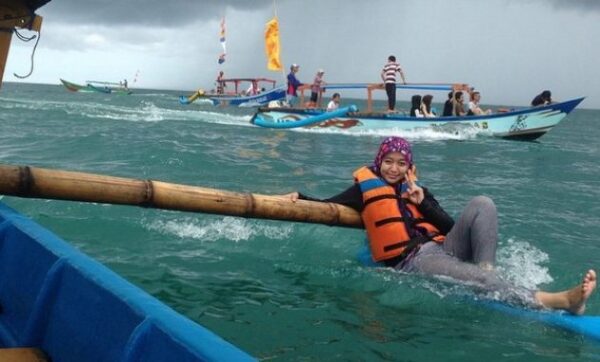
(372, 136), (413, 174)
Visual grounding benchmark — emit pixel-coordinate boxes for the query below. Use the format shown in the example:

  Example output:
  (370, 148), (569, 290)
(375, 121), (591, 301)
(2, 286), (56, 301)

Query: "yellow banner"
(264, 17), (282, 71)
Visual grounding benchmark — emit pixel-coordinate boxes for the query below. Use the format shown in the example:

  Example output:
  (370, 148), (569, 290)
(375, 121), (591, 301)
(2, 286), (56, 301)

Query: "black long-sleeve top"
(299, 183), (455, 235)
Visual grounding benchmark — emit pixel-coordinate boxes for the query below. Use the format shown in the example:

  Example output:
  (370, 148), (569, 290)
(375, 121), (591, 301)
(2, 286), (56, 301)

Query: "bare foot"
(567, 269), (596, 315)
(534, 269), (596, 315)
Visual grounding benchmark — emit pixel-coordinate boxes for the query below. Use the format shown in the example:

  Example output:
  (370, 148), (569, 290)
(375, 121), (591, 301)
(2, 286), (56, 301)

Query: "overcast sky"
(7, 0), (600, 109)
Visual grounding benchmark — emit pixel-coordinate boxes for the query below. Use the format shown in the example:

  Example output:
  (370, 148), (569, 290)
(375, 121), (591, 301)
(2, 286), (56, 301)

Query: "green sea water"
(1, 82), (599, 361)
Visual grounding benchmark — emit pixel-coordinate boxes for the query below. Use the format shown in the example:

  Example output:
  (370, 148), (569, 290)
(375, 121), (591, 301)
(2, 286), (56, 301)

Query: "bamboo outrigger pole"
(0, 164), (364, 228)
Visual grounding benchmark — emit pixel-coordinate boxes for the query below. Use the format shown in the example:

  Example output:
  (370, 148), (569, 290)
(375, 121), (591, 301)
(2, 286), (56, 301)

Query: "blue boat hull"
(0, 202), (254, 361)
(251, 97), (585, 140)
(211, 86), (286, 106)
(180, 87), (286, 107)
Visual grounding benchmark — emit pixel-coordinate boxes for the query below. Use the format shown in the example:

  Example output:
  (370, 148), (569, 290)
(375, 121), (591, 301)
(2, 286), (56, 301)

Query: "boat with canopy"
(250, 82), (584, 140)
(179, 77), (285, 106)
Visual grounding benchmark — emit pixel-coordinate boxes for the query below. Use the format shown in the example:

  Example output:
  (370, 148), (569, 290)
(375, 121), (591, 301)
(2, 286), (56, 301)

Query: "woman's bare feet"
(535, 269), (596, 315)
(568, 269), (596, 315)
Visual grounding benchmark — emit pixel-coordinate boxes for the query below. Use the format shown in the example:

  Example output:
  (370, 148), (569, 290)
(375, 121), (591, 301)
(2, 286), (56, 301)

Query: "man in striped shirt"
(380, 55), (406, 112)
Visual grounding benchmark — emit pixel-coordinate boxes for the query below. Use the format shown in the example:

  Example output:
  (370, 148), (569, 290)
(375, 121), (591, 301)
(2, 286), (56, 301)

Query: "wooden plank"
(0, 348), (48, 362)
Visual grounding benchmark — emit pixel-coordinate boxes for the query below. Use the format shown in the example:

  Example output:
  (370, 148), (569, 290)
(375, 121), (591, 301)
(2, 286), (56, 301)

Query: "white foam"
(147, 216), (293, 242)
(496, 238), (553, 290)
(289, 122), (485, 141)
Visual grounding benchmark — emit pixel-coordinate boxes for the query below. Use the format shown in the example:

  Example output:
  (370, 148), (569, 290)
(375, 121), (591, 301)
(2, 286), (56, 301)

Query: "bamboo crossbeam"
(0, 164), (364, 228)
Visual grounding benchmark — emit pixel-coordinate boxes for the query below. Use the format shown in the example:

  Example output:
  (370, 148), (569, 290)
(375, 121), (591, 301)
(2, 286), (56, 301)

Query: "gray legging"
(398, 196), (538, 306)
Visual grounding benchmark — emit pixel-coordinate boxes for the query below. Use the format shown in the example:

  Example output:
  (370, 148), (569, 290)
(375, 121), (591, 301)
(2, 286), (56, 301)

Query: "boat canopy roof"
(322, 82), (470, 91)
(298, 82), (472, 112)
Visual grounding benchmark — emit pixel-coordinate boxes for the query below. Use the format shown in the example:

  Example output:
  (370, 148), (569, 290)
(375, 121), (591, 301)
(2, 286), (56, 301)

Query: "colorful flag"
(264, 17), (282, 71)
(218, 17), (226, 64)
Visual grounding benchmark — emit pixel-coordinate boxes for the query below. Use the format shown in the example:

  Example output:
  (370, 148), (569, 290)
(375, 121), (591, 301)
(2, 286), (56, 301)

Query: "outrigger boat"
(250, 83), (585, 140)
(179, 77), (285, 107)
(60, 78), (133, 95)
(1, 1), (251, 360)
(1, 164), (600, 349)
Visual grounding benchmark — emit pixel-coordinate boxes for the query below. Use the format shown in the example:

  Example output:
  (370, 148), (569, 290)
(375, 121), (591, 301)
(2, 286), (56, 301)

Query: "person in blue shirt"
(286, 64), (303, 106)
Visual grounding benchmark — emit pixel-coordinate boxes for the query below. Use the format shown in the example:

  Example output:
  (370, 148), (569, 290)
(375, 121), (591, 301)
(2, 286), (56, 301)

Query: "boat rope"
(13, 27), (40, 79)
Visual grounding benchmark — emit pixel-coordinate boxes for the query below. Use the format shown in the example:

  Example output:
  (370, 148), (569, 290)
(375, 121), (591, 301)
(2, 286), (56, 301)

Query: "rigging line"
(14, 28), (36, 41)
(13, 28), (40, 79)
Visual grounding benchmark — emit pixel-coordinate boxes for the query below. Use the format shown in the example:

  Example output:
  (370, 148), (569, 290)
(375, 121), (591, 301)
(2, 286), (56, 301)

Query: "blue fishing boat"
(179, 78), (286, 107)
(0, 202), (254, 361)
(250, 83), (585, 140)
(1, 1), (251, 360)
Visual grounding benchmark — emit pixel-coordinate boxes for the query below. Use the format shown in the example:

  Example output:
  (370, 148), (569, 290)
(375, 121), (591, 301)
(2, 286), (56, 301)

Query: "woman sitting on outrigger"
(280, 136), (596, 314)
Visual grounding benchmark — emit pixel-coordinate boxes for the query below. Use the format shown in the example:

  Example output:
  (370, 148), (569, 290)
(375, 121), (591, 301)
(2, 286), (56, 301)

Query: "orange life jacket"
(353, 166), (445, 262)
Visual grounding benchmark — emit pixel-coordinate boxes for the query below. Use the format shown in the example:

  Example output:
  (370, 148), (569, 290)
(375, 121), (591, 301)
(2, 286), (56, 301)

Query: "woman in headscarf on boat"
(280, 136), (596, 314)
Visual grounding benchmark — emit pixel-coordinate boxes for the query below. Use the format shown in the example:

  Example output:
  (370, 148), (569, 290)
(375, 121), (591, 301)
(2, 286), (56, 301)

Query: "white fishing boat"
(250, 83), (584, 140)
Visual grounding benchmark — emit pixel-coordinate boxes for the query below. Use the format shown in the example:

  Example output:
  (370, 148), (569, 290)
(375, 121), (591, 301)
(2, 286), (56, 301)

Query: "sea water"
(1, 82), (599, 361)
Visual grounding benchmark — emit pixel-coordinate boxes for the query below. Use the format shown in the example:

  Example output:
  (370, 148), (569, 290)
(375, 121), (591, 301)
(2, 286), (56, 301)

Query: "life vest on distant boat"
(353, 166), (445, 262)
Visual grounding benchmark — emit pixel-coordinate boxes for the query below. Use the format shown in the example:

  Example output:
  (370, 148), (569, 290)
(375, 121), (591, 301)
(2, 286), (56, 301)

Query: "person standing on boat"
(531, 90), (552, 106)
(327, 93), (341, 111)
(380, 55), (406, 112)
(308, 69), (325, 108)
(216, 71), (226, 95)
(286, 64), (303, 106)
(278, 136), (596, 314)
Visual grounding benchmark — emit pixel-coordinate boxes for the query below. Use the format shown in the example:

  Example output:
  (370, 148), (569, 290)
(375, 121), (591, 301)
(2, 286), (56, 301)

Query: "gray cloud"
(39, 0), (274, 27)
(547, 0), (600, 12)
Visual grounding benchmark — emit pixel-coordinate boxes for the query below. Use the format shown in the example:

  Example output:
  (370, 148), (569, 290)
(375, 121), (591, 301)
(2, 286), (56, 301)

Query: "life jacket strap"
(363, 194), (398, 207)
(375, 216), (406, 227)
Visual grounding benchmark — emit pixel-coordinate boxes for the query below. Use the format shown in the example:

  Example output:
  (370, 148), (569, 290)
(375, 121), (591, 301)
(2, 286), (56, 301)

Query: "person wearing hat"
(308, 69), (326, 108)
(286, 64), (303, 106)
(278, 136), (597, 315)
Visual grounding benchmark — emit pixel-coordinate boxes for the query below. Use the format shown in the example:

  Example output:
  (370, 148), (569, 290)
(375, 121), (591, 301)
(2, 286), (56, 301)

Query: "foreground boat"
(3, 2), (250, 360)
(60, 78), (132, 95)
(0, 201), (254, 361)
(250, 83), (585, 140)
(179, 78), (285, 107)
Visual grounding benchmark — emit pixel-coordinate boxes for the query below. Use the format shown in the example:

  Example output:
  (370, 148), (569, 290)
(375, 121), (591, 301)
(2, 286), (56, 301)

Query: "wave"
(146, 216), (294, 242)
